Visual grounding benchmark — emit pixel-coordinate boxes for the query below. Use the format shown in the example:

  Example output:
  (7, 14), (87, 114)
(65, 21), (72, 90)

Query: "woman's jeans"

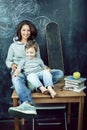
(27, 69), (64, 90)
(12, 73), (33, 104)
(12, 69), (63, 104)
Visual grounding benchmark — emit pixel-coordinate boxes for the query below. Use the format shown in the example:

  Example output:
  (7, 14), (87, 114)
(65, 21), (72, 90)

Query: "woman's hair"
(16, 20), (37, 41)
(25, 40), (38, 52)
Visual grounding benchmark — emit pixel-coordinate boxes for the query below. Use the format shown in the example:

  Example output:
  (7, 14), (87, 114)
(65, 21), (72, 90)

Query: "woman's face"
(21, 24), (31, 41)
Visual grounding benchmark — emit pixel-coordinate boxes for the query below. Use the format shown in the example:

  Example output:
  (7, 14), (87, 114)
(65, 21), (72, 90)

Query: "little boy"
(14, 40), (56, 98)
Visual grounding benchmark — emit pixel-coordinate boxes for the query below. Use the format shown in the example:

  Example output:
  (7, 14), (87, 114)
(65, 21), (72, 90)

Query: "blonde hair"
(25, 40), (38, 52)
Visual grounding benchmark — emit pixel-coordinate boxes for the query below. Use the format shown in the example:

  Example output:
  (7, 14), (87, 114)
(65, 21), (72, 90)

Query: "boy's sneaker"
(8, 102), (37, 118)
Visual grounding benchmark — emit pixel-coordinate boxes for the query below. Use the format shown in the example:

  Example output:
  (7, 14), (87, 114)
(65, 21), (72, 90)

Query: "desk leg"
(78, 97), (84, 130)
(67, 103), (71, 124)
(13, 98), (19, 130)
(21, 118), (25, 125)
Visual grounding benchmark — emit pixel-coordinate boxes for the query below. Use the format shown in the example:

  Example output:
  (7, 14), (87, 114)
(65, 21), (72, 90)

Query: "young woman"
(6, 20), (64, 116)
(6, 20), (39, 116)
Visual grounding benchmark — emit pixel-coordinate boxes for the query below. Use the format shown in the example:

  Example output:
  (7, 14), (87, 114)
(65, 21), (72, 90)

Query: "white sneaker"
(8, 102), (37, 117)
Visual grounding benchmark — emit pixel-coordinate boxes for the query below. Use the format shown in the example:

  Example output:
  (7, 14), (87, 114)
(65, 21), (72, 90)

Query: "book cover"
(64, 76), (86, 84)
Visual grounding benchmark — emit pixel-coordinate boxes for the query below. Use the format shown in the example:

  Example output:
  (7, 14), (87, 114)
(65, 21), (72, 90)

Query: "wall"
(0, 0), (87, 118)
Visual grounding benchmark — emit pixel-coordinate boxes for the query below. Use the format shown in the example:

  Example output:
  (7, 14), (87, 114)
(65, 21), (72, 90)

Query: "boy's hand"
(46, 66), (51, 70)
(45, 66), (51, 71)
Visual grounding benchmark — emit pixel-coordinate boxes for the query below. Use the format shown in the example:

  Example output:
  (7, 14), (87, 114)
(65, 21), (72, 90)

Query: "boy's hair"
(25, 40), (38, 52)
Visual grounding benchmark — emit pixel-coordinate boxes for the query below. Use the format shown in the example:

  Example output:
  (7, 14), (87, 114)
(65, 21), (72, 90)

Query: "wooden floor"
(0, 117), (87, 130)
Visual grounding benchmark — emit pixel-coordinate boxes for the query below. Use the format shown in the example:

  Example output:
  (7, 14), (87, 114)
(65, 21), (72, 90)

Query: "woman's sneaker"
(8, 102), (37, 118)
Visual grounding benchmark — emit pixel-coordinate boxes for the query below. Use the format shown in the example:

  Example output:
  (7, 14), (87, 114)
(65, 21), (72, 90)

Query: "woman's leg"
(50, 69), (64, 84)
(12, 73), (33, 104)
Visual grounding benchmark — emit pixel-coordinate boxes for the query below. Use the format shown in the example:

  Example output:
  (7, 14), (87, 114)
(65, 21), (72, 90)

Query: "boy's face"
(25, 47), (36, 59)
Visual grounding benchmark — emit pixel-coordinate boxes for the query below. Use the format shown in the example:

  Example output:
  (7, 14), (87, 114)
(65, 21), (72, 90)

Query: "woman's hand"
(11, 63), (18, 71)
(14, 69), (20, 77)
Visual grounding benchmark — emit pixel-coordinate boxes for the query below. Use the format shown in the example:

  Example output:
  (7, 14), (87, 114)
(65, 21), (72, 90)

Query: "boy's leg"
(42, 70), (54, 87)
(27, 73), (48, 94)
(27, 73), (43, 89)
(41, 70), (56, 98)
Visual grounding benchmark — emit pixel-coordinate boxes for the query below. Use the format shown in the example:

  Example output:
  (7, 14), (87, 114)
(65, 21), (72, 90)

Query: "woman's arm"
(13, 68), (20, 77)
(6, 44), (17, 70)
(13, 59), (25, 76)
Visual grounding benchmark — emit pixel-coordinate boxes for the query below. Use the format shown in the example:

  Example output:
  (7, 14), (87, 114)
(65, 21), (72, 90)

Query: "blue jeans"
(12, 69), (63, 104)
(12, 73), (33, 104)
(51, 69), (64, 84)
(27, 69), (64, 91)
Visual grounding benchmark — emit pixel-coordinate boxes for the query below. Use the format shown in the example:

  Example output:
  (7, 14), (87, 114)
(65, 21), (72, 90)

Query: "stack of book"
(63, 76), (86, 92)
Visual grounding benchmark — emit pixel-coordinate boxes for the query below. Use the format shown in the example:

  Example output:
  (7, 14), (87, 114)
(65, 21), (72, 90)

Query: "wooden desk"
(12, 87), (86, 130)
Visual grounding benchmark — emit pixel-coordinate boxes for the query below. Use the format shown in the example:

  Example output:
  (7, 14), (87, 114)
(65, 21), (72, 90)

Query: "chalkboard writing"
(0, 0), (51, 38)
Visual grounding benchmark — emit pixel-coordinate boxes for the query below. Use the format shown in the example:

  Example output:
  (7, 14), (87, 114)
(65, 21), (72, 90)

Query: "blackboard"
(0, 0), (87, 118)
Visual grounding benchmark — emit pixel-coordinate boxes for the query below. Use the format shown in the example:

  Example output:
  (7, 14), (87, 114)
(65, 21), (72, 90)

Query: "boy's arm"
(39, 59), (51, 71)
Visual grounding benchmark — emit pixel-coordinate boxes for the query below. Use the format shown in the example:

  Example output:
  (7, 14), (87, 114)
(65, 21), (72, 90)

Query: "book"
(63, 86), (86, 92)
(63, 75), (86, 92)
(65, 80), (84, 85)
(73, 86), (86, 92)
(65, 82), (84, 88)
(64, 76), (86, 84)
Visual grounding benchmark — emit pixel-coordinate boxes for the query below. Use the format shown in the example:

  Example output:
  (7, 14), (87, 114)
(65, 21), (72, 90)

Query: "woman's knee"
(59, 70), (64, 78)
(51, 69), (64, 78)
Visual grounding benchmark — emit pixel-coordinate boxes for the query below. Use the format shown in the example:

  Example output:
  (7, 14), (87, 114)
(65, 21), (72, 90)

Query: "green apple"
(73, 72), (81, 79)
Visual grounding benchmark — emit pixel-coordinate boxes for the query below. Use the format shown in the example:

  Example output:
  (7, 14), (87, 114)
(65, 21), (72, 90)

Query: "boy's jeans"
(27, 69), (64, 90)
